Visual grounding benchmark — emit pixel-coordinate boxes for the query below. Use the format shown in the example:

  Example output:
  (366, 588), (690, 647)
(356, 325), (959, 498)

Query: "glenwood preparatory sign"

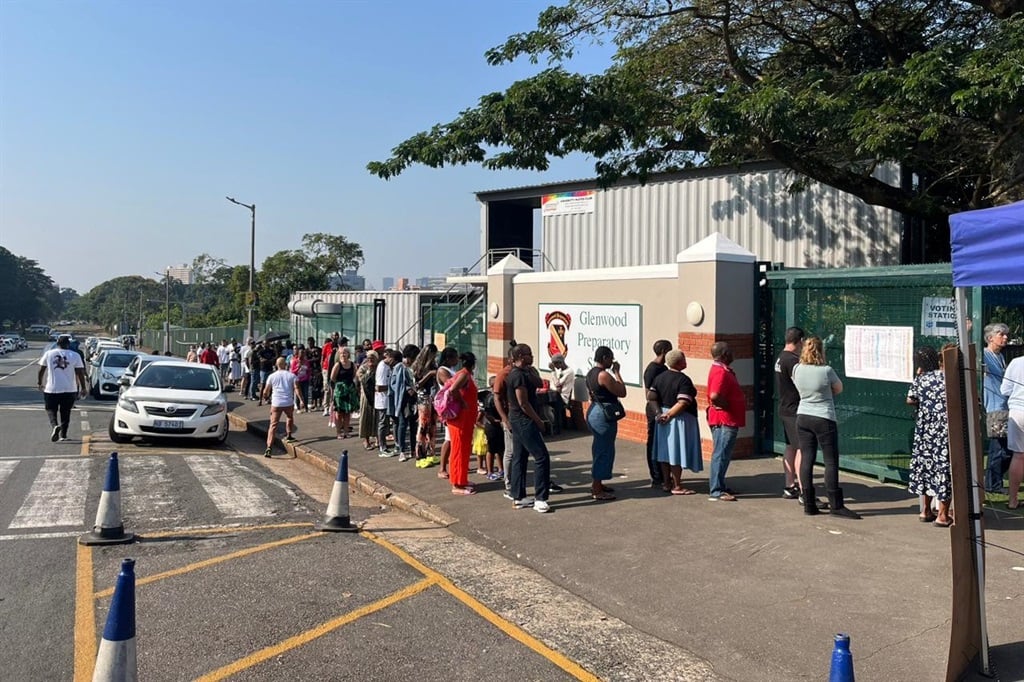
(537, 303), (642, 385)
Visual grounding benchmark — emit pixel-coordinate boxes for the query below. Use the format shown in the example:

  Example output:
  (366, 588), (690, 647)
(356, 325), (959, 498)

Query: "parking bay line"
(92, 531), (317, 598)
(194, 577), (436, 682)
(363, 530), (601, 682)
(74, 544), (96, 682)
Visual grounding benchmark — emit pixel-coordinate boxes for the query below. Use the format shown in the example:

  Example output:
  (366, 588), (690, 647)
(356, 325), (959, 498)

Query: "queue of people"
(246, 320), (1022, 518)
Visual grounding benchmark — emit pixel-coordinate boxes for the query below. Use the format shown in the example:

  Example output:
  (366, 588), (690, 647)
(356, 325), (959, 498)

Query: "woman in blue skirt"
(647, 350), (703, 494)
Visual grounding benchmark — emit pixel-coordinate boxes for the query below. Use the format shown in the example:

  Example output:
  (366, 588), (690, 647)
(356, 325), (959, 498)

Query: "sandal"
(599, 485), (615, 493)
(437, 471), (449, 479)
(591, 491), (616, 501)
(919, 514), (937, 523)
(933, 518), (953, 527)
(1008, 500), (1021, 510)
(451, 486), (476, 495)
(670, 488), (697, 495)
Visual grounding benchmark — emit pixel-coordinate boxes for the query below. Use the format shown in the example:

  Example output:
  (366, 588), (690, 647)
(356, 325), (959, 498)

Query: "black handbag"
(599, 399), (627, 421)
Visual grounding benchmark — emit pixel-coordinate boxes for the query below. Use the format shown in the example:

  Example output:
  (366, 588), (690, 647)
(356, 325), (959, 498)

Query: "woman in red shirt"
(447, 352), (479, 495)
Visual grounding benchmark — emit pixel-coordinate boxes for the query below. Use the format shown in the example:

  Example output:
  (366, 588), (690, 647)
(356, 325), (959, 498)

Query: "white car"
(0, 338), (14, 353)
(109, 361), (228, 444)
(118, 353), (164, 394)
(89, 349), (141, 399)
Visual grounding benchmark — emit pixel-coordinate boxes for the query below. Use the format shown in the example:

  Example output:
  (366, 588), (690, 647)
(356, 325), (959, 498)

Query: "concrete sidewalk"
(227, 397), (1024, 681)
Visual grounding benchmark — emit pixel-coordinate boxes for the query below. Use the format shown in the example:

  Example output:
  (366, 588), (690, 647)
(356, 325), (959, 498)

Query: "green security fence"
(290, 304), (375, 346)
(422, 298), (487, 386)
(141, 320), (290, 355)
(764, 264), (1024, 483)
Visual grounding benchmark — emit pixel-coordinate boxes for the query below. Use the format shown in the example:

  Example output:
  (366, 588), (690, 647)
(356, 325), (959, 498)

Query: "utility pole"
(226, 196), (256, 344)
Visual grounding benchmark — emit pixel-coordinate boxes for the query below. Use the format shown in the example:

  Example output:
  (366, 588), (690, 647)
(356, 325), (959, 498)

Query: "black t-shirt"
(258, 348), (276, 373)
(775, 350), (801, 417)
(506, 366), (541, 422)
(643, 360), (667, 390)
(651, 369), (698, 417)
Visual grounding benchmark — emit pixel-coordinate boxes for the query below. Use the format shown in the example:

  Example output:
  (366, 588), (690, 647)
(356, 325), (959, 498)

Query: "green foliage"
(257, 250), (329, 319)
(71, 276), (165, 332)
(369, 1), (1024, 233)
(301, 233), (365, 285)
(0, 247), (61, 328)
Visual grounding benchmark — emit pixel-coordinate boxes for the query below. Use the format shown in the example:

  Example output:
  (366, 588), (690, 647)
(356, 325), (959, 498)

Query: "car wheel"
(108, 416), (132, 444)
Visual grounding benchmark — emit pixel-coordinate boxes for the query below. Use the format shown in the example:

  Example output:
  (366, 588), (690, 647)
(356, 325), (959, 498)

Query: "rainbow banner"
(541, 190), (595, 217)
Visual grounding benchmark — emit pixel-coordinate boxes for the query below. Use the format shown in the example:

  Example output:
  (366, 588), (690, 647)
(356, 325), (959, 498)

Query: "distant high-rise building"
(166, 265), (193, 285)
(396, 278), (409, 291)
(415, 277), (431, 289)
(382, 277), (395, 290)
(329, 269), (365, 290)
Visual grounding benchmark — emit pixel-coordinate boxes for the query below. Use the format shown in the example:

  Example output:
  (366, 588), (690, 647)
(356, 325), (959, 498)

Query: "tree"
(257, 250), (330, 318)
(368, 1), (1023, 252)
(0, 247), (58, 327)
(300, 233), (365, 288)
(71, 276), (165, 331)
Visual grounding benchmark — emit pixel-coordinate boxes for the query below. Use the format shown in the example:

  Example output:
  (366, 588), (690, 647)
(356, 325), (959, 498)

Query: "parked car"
(1, 334), (27, 350)
(89, 349), (141, 399)
(1, 337), (14, 353)
(109, 360), (228, 444)
(28, 324), (51, 335)
(118, 353), (164, 394)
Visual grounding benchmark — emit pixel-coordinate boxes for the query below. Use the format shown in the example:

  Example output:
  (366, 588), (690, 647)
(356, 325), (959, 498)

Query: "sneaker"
(708, 492), (737, 502)
(799, 494), (829, 510)
(502, 491), (515, 501)
(513, 497), (534, 508)
(549, 482), (564, 493)
(264, 447), (272, 458)
(486, 472), (503, 481)
(59, 436), (69, 442)
(830, 507), (862, 520)
(398, 453), (412, 462)
(782, 485), (799, 499)
(50, 425), (60, 442)
(378, 449), (397, 458)
(284, 435), (296, 443)
(534, 500), (551, 513)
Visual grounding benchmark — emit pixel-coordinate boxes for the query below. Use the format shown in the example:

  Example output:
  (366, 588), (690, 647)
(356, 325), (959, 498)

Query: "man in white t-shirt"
(217, 340), (231, 380)
(261, 356), (301, 457)
(37, 335), (88, 442)
(375, 349), (396, 457)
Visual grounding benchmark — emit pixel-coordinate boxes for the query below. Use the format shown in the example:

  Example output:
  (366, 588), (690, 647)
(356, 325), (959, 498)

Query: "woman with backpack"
(412, 344), (439, 464)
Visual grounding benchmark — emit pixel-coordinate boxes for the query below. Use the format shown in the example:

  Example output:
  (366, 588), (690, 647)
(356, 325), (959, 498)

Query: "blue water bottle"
(829, 633), (855, 682)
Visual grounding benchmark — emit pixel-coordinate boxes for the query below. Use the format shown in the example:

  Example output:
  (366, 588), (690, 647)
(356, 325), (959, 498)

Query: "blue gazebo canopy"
(950, 201), (1024, 287)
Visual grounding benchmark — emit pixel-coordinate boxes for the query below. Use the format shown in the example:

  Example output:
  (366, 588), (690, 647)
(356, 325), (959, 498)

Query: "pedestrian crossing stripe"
(0, 455), (288, 533)
(11, 459), (91, 528)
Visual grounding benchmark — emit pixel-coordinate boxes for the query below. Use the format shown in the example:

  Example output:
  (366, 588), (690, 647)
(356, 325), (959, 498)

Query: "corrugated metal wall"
(542, 166), (901, 271)
(290, 291), (430, 347)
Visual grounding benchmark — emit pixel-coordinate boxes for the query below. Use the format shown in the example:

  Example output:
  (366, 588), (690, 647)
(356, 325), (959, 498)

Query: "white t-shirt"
(217, 344), (231, 365)
(39, 348), (84, 393)
(240, 345), (252, 367)
(374, 362), (392, 410)
(265, 369), (297, 408)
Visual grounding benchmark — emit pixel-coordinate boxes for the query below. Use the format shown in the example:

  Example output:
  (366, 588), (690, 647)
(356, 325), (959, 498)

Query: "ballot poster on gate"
(843, 325), (915, 383)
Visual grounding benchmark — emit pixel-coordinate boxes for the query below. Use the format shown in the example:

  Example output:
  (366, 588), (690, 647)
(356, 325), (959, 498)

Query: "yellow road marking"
(142, 521), (311, 539)
(80, 434), (90, 456)
(74, 543), (96, 682)
(363, 531), (600, 682)
(194, 577), (435, 681)
(93, 532), (316, 598)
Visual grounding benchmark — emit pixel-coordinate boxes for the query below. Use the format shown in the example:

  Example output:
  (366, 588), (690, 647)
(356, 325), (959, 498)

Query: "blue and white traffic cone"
(829, 633), (855, 682)
(80, 453), (134, 546)
(316, 451), (359, 533)
(93, 558), (137, 682)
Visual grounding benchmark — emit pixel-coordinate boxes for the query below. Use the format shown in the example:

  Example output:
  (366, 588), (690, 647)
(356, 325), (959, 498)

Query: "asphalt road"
(0, 345), (614, 681)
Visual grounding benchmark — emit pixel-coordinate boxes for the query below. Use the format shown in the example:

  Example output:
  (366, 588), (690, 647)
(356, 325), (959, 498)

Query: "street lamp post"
(163, 269), (170, 353)
(226, 196), (256, 344)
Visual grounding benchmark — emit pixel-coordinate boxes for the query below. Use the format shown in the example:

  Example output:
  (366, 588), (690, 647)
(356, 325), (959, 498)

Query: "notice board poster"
(921, 296), (958, 337)
(844, 325), (914, 383)
(541, 190), (596, 217)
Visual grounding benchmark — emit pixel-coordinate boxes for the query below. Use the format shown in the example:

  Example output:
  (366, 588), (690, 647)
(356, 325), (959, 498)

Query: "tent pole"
(955, 286), (990, 675)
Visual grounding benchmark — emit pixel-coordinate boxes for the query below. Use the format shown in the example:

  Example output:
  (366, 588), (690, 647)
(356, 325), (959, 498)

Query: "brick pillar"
(675, 234), (757, 459)
(486, 255), (533, 375)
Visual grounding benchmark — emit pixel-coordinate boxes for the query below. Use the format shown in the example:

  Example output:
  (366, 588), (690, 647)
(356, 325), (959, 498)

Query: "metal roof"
(474, 160), (786, 201)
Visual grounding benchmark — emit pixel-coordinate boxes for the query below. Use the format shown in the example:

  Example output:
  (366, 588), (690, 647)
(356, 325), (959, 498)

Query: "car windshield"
(135, 366), (219, 391)
(104, 354), (136, 369)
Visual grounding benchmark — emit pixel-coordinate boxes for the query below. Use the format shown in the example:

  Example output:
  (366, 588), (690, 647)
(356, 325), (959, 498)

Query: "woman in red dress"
(448, 352), (479, 495)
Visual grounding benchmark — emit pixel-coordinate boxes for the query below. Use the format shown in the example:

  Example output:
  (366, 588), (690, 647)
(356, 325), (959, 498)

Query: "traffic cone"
(80, 453), (135, 546)
(93, 558), (137, 682)
(829, 633), (855, 682)
(316, 451), (359, 533)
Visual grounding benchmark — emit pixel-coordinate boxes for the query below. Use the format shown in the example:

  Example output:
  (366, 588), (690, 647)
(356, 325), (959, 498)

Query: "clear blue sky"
(0, 0), (607, 294)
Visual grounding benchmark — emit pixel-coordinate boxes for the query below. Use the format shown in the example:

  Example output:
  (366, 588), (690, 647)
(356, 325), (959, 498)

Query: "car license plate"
(154, 419), (183, 429)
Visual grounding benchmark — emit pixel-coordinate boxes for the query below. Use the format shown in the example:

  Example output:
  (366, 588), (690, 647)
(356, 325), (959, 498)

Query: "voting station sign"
(921, 297), (957, 337)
